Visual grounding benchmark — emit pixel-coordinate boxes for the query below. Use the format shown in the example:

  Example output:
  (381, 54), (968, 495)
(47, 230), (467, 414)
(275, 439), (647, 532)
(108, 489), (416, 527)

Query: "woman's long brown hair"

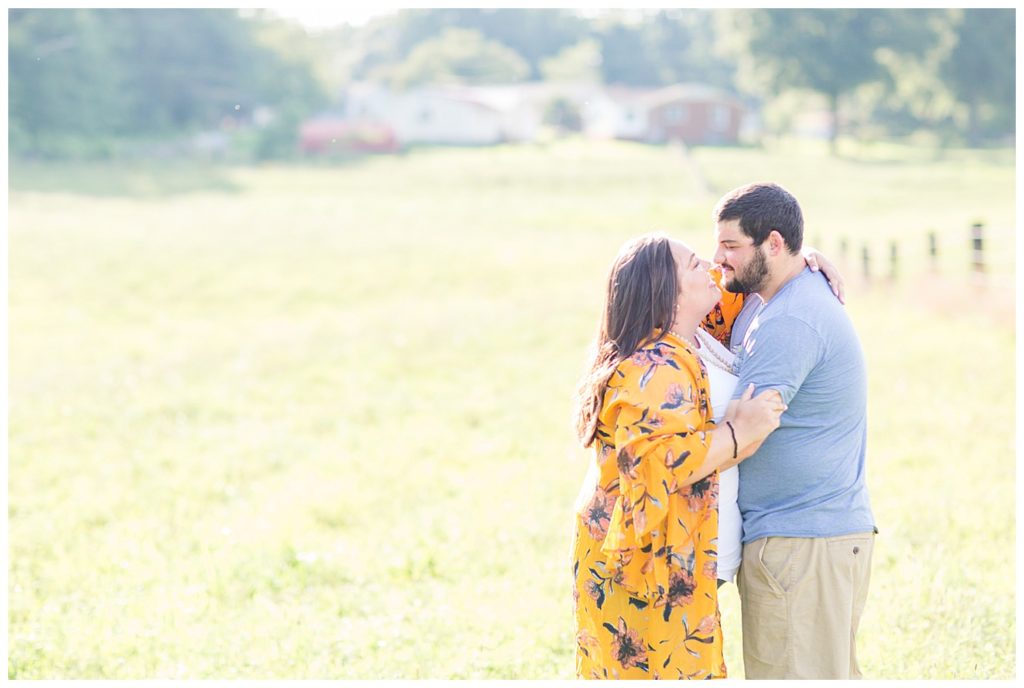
(574, 234), (679, 448)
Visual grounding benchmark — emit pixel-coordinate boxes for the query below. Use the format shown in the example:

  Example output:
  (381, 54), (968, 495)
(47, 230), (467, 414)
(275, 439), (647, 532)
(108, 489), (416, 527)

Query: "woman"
(571, 234), (786, 679)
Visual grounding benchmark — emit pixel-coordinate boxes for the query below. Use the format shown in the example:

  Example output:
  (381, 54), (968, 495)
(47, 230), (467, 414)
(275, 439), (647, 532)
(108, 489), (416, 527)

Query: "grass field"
(8, 139), (1016, 678)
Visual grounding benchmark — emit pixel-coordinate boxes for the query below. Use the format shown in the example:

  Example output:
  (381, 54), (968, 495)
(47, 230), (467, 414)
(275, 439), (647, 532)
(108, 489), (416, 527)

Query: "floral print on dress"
(632, 340), (682, 390)
(605, 616), (650, 672)
(572, 330), (728, 679)
(701, 267), (745, 346)
(583, 487), (615, 540)
(702, 558), (718, 581)
(661, 382), (692, 410)
(683, 475), (718, 513)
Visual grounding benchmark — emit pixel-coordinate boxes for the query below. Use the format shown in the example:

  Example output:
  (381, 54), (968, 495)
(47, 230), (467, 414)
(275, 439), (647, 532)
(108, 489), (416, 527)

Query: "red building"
(644, 85), (745, 145)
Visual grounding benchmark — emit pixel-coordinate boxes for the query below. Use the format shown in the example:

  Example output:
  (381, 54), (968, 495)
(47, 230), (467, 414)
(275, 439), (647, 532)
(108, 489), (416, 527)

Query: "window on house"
(711, 105), (730, 131)
(664, 104), (688, 124)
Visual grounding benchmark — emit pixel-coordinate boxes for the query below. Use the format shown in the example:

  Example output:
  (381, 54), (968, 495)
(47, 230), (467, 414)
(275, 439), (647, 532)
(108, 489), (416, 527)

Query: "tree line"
(9, 9), (325, 158)
(8, 8), (1014, 159)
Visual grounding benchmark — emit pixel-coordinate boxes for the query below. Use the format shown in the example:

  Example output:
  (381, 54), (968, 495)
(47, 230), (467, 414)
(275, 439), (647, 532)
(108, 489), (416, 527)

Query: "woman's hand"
(729, 383), (785, 455)
(803, 247), (845, 304)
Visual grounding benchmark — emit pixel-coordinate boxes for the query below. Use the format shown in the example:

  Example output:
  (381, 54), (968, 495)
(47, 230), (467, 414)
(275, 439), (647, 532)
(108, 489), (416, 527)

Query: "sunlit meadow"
(8, 138), (1015, 678)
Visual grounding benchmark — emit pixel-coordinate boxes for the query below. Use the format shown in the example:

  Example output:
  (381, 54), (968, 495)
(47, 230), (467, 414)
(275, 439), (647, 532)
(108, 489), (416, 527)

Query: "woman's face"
(669, 240), (721, 320)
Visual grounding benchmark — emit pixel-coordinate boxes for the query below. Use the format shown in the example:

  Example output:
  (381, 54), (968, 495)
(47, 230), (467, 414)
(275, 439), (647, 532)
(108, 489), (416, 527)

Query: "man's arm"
(731, 315), (825, 407)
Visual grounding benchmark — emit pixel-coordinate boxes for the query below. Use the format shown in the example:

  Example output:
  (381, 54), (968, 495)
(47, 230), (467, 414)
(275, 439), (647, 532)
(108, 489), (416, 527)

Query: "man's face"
(713, 219), (769, 294)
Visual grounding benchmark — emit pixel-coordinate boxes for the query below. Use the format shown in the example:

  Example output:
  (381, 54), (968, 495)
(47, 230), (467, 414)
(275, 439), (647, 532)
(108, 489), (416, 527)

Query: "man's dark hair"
(713, 182), (803, 254)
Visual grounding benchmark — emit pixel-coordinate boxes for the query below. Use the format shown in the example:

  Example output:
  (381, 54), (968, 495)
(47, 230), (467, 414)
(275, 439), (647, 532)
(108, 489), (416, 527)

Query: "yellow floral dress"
(572, 282), (743, 680)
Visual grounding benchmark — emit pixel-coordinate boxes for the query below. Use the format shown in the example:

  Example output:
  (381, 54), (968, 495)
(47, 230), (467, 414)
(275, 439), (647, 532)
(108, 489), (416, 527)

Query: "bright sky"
(263, 4), (617, 30)
(265, 5), (400, 30)
(259, 3), (841, 30)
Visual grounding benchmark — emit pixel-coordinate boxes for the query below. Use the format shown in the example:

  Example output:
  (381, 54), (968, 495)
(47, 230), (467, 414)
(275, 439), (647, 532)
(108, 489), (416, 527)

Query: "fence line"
(826, 223), (996, 283)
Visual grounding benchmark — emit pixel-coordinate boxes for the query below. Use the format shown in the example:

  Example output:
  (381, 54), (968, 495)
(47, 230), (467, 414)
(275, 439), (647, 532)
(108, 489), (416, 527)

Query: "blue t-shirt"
(730, 267), (875, 543)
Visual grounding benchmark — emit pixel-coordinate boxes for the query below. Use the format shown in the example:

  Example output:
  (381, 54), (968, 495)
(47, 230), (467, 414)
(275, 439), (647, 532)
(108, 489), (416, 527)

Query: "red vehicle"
(299, 118), (399, 154)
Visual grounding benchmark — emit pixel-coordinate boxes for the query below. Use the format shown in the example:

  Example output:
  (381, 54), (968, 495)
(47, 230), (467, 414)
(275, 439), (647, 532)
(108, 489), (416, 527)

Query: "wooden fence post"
(861, 245), (870, 281)
(889, 241), (898, 281)
(928, 231), (938, 272)
(971, 222), (985, 273)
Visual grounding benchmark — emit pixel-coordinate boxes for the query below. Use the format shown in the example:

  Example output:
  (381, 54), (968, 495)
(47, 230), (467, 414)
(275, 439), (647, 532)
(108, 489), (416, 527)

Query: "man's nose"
(712, 247), (725, 266)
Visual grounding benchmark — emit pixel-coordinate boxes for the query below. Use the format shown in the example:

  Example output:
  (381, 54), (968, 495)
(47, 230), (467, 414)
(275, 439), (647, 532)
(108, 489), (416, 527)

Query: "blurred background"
(8, 7), (1016, 679)
(8, 7), (1016, 159)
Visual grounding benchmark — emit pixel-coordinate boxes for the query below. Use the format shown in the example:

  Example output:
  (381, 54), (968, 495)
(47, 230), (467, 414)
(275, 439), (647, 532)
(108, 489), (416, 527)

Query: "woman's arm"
(599, 349), (783, 598)
(683, 384), (784, 483)
(609, 351), (783, 532)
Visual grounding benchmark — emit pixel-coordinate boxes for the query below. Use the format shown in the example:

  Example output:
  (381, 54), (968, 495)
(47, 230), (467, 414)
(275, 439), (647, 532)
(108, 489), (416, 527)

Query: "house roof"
(642, 83), (746, 109)
(594, 83), (745, 109)
(410, 82), (606, 111)
(341, 80), (746, 114)
(425, 85), (515, 112)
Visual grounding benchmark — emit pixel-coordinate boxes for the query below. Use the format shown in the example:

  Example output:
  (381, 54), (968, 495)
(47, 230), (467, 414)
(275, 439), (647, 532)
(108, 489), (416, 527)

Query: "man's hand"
(802, 248), (845, 305)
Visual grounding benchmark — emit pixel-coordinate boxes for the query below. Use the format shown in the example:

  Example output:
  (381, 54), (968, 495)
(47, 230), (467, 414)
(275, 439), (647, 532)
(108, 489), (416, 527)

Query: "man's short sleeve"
(730, 315), (824, 405)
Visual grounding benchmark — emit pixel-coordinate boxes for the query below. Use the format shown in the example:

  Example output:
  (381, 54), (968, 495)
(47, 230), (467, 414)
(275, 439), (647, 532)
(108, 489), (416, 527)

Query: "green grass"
(8, 139), (1015, 678)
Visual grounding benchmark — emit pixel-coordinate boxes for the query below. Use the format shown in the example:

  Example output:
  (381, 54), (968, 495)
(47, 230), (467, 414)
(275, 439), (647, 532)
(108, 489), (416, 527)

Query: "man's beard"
(724, 245), (769, 294)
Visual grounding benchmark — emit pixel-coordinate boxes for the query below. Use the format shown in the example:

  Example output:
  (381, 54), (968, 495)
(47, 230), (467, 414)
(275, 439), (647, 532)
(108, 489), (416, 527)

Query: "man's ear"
(768, 230), (786, 256)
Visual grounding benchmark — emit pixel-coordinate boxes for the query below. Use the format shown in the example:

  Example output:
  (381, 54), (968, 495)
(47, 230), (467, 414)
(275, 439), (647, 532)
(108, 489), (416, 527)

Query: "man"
(714, 182), (876, 679)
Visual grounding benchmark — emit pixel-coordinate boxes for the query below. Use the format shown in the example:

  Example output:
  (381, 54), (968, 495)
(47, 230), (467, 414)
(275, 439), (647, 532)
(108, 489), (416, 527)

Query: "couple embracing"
(571, 182), (876, 680)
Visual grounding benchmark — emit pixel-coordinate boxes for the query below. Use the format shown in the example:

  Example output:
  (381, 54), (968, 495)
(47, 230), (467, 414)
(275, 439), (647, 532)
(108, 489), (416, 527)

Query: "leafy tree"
(543, 97), (583, 131)
(441, 9), (588, 79)
(346, 9), (587, 83)
(540, 39), (602, 83)
(383, 27), (530, 88)
(110, 9), (265, 131)
(587, 10), (739, 90)
(858, 11), (961, 141)
(646, 10), (735, 88)
(9, 9), (132, 156)
(9, 8), (329, 158)
(244, 11), (331, 158)
(591, 15), (662, 86)
(941, 9), (1015, 145)
(721, 9), (939, 154)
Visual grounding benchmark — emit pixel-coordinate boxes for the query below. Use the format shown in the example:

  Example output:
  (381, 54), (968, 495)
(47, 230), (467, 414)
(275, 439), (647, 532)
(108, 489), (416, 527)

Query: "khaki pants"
(737, 533), (874, 679)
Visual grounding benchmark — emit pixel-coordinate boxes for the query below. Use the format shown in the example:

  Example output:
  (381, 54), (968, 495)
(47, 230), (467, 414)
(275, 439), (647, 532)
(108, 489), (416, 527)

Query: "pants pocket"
(739, 539), (790, 668)
(756, 537), (791, 595)
(741, 591), (788, 667)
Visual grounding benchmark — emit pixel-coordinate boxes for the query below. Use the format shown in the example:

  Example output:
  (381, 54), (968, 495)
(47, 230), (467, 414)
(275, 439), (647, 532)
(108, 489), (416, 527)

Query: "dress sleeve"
(702, 267), (744, 346)
(599, 344), (713, 597)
